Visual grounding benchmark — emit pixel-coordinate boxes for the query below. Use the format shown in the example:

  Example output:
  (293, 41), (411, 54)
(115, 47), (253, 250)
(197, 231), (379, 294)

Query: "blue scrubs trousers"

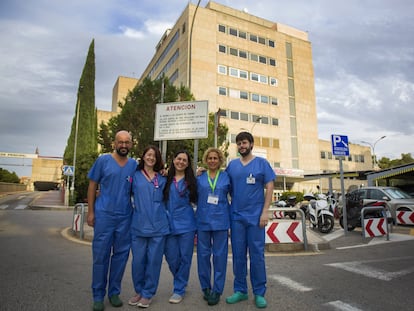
(197, 230), (228, 294)
(92, 213), (131, 302)
(164, 231), (195, 296)
(230, 219), (266, 296)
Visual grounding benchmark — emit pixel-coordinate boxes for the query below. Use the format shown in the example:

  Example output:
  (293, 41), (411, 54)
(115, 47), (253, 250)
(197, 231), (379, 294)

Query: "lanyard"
(207, 170), (220, 193)
(143, 169), (159, 188)
(173, 177), (187, 196)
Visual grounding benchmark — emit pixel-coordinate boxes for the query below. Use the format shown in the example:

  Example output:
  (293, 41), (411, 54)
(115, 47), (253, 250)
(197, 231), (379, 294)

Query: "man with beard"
(87, 130), (137, 311)
(225, 131), (276, 309)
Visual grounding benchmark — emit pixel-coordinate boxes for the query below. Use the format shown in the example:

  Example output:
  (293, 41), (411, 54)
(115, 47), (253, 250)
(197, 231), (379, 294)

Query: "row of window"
(218, 85), (278, 106)
(218, 24), (275, 48)
(321, 151), (365, 163)
(219, 109), (279, 127)
(218, 44), (276, 67)
(217, 64), (278, 86)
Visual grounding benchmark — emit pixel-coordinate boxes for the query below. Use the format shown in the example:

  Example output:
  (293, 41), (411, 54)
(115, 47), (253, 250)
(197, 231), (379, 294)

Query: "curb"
(61, 227), (92, 246)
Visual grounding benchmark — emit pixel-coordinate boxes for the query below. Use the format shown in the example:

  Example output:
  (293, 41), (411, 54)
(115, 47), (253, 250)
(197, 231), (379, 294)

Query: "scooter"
(302, 193), (335, 233)
(338, 192), (386, 231)
(274, 196), (298, 219)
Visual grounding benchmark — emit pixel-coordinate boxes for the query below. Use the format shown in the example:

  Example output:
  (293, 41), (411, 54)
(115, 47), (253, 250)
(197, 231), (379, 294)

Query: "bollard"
(72, 203), (86, 240)
(361, 206), (389, 241)
(267, 206), (308, 251)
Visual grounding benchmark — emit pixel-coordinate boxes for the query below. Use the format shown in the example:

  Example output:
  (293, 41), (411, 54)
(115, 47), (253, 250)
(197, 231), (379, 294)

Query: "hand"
(259, 214), (269, 228)
(87, 212), (95, 227)
(196, 167), (206, 176)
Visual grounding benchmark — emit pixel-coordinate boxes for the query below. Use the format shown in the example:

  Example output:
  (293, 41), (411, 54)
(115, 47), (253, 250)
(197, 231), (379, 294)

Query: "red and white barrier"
(396, 211), (414, 225)
(73, 214), (81, 232)
(363, 218), (387, 237)
(265, 221), (303, 243)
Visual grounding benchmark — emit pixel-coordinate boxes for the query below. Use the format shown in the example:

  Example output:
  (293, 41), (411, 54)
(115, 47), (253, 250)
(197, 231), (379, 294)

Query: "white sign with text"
(154, 100), (209, 140)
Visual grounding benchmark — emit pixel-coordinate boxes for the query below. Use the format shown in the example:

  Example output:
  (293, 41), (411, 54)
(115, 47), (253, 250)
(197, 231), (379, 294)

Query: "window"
(252, 115), (261, 122)
(262, 137), (270, 147)
(273, 139), (280, 148)
(259, 75), (268, 84)
(251, 73), (259, 82)
(260, 95), (269, 104)
(229, 47), (238, 56)
(182, 23), (186, 34)
(261, 117), (269, 124)
(249, 34), (258, 43)
(271, 97), (278, 105)
(240, 112), (248, 121)
(259, 56), (267, 64)
(229, 89), (239, 98)
(218, 65), (226, 75)
(218, 45), (226, 53)
(272, 118), (279, 126)
(229, 67), (238, 77)
(321, 151), (326, 159)
(252, 93), (260, 102)
(229, 28), (238, 36)
(258, 36), (266, 45)
(219, 109), (227, 117)
(240, 91), (248, 100)
(328, 152), (332, 160)
(268, 40), (275, 47)
(218, 24), (226, 33)
(230, 111), (239, 120)
(250, 53), (258, 62)
(270, 77), (278, 86)
(238, 31), (247, 39)
(269, 58), (276, 66)
(239, 50), (247, 58)
(218, 86), (227, 96)
(239, 70), (248, 79)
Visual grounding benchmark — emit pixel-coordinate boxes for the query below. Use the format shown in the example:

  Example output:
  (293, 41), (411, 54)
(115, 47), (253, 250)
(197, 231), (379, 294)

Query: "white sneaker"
(169, 293), (183, 304)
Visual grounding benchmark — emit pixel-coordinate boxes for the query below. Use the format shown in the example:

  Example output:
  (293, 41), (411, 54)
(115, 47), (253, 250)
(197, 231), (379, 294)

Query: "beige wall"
(112, 76), (139, 113)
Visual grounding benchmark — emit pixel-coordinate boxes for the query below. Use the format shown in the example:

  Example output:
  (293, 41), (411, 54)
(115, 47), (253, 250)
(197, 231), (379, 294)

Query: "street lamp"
(71, 86), (83, 195)
(250, 116), (262, 133)
(361, 135), (386, 169)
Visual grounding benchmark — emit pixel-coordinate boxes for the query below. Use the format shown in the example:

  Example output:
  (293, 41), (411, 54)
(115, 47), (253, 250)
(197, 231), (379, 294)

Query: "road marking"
(325, 256), (414, 281)
(336, 233), (414, 250)
(325, 300), (363, 311)
(14, 205), (26, 210)
(269, 274), (312, 292)
(0, 204), (9, 210)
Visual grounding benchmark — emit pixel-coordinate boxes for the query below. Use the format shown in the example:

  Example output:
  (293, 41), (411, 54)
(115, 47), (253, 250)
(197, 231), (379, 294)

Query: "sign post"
(331, 134), (349, 234)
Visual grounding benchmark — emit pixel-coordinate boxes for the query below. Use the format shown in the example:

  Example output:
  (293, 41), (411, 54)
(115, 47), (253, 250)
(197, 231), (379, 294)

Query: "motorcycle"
(274, 195), (298, 219)
(338, 192), (387, 231)
(302, 193), (335, 233)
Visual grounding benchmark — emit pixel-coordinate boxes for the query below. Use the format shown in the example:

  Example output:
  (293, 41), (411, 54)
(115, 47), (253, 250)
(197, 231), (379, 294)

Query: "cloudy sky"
(1, 0), (413, 177)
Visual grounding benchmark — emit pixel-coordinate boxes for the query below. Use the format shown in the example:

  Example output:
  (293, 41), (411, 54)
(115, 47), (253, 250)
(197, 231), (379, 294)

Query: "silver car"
(349, 186), (414, 224)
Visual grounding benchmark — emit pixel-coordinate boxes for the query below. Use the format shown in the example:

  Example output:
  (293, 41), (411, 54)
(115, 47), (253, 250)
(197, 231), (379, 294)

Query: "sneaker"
(225, 292), (248, 304)
(207, 292), (221, 306)
(202, 288), (211, 301)
(92, 301), (104, 311)
(108, 295), (123, 307)
(137, 297), (152, 308)
(128, 294), (141, 306)
(255, 295), (267, 308)
(169, 293), (183, 304)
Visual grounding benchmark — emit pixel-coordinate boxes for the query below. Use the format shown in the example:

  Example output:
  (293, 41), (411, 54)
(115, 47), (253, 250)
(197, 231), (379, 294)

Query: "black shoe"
(109, 295), (123, 307)
(203, 288), (211, 301)
(207, 292), (221, 306)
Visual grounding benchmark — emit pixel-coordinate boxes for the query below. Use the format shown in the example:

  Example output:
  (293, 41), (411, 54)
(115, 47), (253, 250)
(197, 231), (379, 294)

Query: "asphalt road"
(1, 193), (414, 310)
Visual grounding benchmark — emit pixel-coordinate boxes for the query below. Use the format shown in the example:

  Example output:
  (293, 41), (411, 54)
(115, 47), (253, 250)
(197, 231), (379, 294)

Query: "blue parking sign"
(331, 134), (349, 156)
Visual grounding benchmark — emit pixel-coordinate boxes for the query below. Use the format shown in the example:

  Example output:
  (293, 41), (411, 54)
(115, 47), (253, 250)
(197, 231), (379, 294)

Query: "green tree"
(0, 168), (20, 183)
(378, 153), (414, 169)
(63, 39), (98, 203)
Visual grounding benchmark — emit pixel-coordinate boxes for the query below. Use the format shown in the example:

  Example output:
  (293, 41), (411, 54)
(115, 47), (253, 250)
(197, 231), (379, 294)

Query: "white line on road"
(325, 300), (363, 311)
(325, 256), (414, 281)
(14, 205), (26, 210)
(269, 274), (313, 292)
(0, 204), (8, 210)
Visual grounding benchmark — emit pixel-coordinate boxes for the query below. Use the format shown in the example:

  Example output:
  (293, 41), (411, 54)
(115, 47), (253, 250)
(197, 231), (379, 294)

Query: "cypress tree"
(64, 39), (98, 203)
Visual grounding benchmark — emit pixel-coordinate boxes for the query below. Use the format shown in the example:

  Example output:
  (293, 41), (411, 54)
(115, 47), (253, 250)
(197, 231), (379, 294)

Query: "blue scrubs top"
(196, 170), (231, 231)
(131, 170), (170, 237)
(226, 156), (276, 224)
(166, 178), (196, 234)
(87, 154), (137, 216)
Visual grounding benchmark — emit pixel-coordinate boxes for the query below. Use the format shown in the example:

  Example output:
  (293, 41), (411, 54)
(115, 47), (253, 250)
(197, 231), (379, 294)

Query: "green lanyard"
(207, 170), (220, 193)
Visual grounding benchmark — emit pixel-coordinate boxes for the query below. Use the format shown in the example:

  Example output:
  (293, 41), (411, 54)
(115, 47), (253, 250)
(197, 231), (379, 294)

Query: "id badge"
(207, 193), (219, 205)
(246, 176), (255, 184)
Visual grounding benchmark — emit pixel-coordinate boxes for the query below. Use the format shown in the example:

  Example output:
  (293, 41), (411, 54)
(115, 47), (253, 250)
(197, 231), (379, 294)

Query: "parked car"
(347, 186), (414, 224)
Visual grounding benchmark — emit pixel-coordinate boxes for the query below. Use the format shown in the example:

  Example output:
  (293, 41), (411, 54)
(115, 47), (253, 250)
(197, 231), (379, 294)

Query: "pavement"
(28, 190), (414, 253)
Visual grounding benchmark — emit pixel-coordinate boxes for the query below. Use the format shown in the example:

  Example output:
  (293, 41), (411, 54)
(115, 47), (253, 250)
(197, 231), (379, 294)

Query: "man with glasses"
(87, 130), (137, 311)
